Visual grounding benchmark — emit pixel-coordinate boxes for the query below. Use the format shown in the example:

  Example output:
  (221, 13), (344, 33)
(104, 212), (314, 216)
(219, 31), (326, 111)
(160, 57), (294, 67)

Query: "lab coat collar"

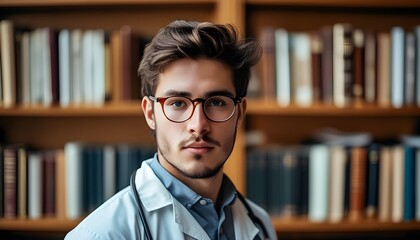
(134, 159), (210, 240)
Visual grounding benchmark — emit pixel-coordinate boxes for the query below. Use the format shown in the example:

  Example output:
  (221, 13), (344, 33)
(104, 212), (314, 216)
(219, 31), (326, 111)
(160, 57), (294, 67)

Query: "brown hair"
(138, 20), (262, 98)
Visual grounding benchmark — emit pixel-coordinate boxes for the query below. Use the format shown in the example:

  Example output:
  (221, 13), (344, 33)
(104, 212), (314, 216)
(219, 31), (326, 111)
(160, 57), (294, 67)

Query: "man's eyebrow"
(162, 90), (191, 97)
(204, 90), (235, 98)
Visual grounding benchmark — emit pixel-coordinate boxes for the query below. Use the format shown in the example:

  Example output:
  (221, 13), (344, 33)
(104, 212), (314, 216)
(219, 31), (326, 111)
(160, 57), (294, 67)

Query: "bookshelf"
(1, 0), (420, 239)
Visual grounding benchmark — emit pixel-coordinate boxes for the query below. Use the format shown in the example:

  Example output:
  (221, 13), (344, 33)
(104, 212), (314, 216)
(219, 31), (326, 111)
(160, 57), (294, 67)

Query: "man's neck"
(179, 171), (224, 203)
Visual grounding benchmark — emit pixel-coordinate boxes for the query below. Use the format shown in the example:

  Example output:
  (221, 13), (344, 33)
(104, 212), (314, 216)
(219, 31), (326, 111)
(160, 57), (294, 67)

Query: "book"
(0, 145), (3, 217)
(416, 26), (420, 107)
(364, 30), (376, 104)
(17, 146), (28, 219)
(320, 26), (334, 105)
(64, 142), (83, 219)
(328, 145), (346, 223)
(416, 148), (420, 221)
(0, 20), (16, 108)
(279, 147), (300, 217)
(28, 152), (42, 219)
(3, 145), (18, 218)
(378, 146), (392, 222)
(391, 145), (404, 222)
(308, 144), (329, 222)
(290, 33), (312, 107)
(110, 29), (122, 102)
(352, 29), (365, 105)
(71, 29), (84, 105)
(258, 27), (276, 100)
(404, 32), (415, 106)
(55, 149), (66, 219)
(391, 27), (405, 109)
(48, 28), (59, 105)
(377, 32), (391, 107)
(59, 29), (72, 107)
(310, 31), (323, 103)
(348, 147), (367, 221)
(267, 148), (281, 215)
(365, 144), (380, 219)
(43, 150), (56, 217)
(403, 146), (415, 221)
(274, 28), (290, 107)
(19, 31), (31, 105)
(103, 145), (116, 201)
(333, 23), (353, 108)
(92, 29), (106, 106)
(82, 30), (94, 104)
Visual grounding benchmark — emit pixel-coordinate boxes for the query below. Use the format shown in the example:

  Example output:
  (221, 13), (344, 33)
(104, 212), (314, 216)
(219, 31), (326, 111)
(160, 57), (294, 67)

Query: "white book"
(92, 29), (106, 106)
(416, 149), (420, 220)
(308, 144), (329, 222)
(40, 28), (52, 107)
(274, 28), (290, 107)
(65, 142), (83, 219)
(333, 24), (346, 108)
(328, 145), (346, 223)
(83, 30), (94, 104)
(391, 145), (404, 222)
(20, 31), (31, 105)
(28, 152), (43, 219)
(0, 20), (16, 108)
(71, 29), (83, 105)
(59, 29), (72, 107)
(290, 32), (312, 107)
(416, 26), (420, 106)
(391, 27), (405, 109)
(103, 145), (116, 200)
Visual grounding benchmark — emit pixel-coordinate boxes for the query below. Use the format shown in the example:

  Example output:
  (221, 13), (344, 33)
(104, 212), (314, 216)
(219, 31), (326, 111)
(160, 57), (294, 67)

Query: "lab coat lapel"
(172, 200), (210, 240)
(232, 200), (260, 240)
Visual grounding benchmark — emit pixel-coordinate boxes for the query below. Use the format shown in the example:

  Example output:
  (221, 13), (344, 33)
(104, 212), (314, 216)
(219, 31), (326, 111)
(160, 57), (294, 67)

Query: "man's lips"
(182, 143), (214, 154)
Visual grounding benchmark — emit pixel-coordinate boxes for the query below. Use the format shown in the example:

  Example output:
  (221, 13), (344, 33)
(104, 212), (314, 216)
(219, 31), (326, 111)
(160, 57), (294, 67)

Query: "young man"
(66, 20), (277, 240)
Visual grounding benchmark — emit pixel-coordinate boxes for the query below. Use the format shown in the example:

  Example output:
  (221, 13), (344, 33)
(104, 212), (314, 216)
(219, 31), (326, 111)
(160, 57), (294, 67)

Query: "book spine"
(17, 147), (28, 219)
(364, 30), (376, 104)
(275, 28), (290, 106)
(0, 20), (16, 108)
(64, 142), (83, 219)
(352, 29), (365, 105)
(391, 145), (404, 222)
(258, 27), (276, 100)
(268, 149), (281, 215)
(3, 146), (17, 218)
(321, 26), (333, 104)
(416, 26), (420, 106)
(366, 144), (380, 219)
(308, 145), (329, 222)
(377, 33), (391, 107)
(28, 152), (42, 219)
(378, 146), (392, 222)
(403, 146), (415, 221)
(348, 147), (367, 221)
(59, 29), (71, 107)
(416, 148), (420, 221)
(391, 27), (405, 109)
(404, 32), (415, 106)
(328, 145), (346, 223)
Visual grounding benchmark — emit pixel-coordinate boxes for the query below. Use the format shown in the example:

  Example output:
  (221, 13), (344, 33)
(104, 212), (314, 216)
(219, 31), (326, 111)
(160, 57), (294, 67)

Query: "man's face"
(142, 58), (245, 180)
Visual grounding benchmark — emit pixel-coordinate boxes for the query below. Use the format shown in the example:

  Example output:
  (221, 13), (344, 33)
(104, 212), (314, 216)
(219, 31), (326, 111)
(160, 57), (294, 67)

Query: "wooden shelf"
(271, 218), (420, 233)
(0, 0), (217, 7)
(247, 100), (420, 117)
(246, 0), (420, 8)
(0, 102), (143, 117)
(0, 218), (80, 231)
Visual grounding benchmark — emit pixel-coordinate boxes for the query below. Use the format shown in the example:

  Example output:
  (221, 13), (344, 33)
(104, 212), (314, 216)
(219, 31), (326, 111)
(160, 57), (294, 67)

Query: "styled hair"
(138, 20), (262, 98)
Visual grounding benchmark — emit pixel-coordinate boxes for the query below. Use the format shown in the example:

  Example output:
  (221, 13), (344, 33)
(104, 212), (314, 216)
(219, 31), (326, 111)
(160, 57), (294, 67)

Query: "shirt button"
(199, 199), (207, 205)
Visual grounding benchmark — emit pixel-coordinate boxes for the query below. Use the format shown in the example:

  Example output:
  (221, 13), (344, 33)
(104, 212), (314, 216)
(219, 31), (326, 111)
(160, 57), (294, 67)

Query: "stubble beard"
(154, 126), (237, 179)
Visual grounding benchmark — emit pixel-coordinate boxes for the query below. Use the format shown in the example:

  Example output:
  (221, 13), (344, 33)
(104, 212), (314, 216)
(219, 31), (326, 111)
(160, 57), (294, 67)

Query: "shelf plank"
(246, 0), (420, 8)
(246, 100), (420, 117)
(0, 218), (80, 231)
(0, 102), (143, 117)
(0, 0), (217, 7)
(272, 218), (420, 233)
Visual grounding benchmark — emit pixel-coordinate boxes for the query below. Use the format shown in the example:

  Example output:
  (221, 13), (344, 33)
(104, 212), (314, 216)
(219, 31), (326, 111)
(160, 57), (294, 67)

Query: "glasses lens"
(163, 96), (193, 122)
(204, 96), (236, 122)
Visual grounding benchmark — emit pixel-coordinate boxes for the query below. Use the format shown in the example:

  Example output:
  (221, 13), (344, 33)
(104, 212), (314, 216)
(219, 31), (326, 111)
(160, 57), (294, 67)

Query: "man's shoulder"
(65, 187), (137, 239)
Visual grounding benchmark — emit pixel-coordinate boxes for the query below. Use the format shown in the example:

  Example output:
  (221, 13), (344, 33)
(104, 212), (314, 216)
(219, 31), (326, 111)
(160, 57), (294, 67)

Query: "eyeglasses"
(149, 95), (242, 123)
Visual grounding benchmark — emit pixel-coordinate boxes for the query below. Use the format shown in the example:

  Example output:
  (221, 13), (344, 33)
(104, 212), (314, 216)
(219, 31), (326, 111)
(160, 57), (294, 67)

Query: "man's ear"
(142, 96), (155, 130)
(236, 98), (247, 127)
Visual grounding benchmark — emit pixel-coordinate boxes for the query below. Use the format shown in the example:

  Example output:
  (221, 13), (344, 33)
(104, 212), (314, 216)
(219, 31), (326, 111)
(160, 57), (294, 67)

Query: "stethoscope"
(130, 170), (270, 240)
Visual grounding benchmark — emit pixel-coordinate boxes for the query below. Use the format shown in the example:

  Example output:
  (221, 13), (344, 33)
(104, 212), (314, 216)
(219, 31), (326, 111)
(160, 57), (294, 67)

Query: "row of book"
(247, 141), (420, 223)
(253, 24), (420, 108)
(0, 142), (155, 220)
(0, 19), (148, 108)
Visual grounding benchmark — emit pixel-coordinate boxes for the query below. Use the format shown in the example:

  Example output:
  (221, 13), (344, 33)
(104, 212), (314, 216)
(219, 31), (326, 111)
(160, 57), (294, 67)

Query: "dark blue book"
(247, 148), (268, 211)
(298, 146), (309, 216)
(366, 143), (380, 218)
(116, 144), (131, 191)
(280, 147), (300, 217)
(404, 146), (415, 221)
(267, 148), (282, 215)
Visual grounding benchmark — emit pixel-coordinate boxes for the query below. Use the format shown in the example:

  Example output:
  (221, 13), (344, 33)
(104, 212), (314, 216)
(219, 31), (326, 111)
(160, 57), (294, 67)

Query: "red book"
(3, 145), (18, 218)
(42, 151), (56, 217)
(258, 27), (276, 100)
(349, 147), (367, 221)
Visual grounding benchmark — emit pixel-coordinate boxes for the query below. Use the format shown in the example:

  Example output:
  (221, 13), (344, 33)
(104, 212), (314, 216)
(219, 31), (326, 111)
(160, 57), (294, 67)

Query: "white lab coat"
(65, 159), (277, 240)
